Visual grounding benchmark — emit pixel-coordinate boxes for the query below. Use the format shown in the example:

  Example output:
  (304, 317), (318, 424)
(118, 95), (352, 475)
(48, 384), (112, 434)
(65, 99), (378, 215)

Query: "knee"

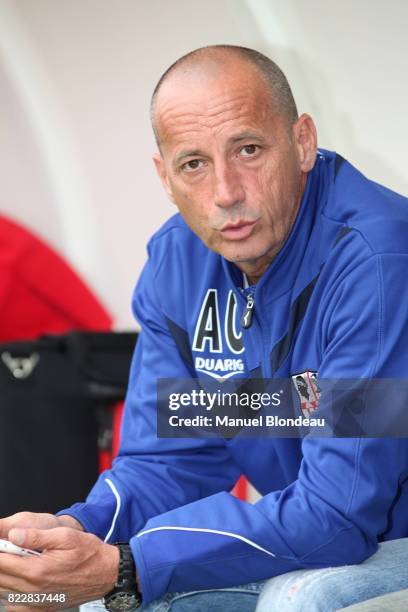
(256, 568), (350, 612)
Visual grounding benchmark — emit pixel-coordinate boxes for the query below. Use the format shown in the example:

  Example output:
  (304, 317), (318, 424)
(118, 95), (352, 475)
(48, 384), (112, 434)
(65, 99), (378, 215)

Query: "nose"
(213, 162), (245, 208)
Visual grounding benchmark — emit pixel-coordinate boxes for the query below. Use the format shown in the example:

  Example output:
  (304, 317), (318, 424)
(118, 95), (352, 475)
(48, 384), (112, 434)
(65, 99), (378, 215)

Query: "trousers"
(142, 538), (408, 611)
(80, 538), (408, 611)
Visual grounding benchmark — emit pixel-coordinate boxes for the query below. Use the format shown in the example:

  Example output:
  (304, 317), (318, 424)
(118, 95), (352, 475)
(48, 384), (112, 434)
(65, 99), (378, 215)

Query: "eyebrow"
(227, 131), (263, 144)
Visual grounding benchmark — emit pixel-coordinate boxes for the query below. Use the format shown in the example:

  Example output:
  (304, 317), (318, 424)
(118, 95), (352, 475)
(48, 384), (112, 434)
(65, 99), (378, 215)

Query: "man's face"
(153, 59), (317, 280)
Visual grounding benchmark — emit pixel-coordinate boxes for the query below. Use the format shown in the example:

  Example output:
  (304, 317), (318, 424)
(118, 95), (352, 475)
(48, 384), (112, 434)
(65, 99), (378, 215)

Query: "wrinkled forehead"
(154, 63), (276, 148)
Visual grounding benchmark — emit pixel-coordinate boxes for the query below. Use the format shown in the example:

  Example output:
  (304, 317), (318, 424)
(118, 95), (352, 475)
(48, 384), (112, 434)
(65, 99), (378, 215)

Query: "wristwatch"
(103, 543), (142, 611)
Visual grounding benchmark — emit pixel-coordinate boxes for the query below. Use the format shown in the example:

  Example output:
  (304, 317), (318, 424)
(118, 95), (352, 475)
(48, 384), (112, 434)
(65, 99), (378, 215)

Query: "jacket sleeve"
(130, 253), (408, 604)
(57, 243), (240, 541)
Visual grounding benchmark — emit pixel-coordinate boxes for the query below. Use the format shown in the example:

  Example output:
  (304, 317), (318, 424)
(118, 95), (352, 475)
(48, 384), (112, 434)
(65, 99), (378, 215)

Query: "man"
(1, 45), (408, 612)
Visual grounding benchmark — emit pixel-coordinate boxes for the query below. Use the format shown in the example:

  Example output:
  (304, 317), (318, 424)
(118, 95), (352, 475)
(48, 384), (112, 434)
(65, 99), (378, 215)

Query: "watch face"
(104, 592), (141, 612)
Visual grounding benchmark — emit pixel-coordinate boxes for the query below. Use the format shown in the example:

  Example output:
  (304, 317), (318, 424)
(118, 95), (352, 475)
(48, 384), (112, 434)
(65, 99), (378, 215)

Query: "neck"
(244, 260), (274, 286)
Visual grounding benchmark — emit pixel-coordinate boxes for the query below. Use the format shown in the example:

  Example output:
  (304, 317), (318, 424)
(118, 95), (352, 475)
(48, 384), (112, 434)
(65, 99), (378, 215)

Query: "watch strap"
(104, 543), (141, 610)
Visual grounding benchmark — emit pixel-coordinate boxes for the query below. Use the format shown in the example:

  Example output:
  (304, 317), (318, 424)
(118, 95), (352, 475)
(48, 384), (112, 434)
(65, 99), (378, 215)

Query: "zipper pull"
(241, 294), (255, 329)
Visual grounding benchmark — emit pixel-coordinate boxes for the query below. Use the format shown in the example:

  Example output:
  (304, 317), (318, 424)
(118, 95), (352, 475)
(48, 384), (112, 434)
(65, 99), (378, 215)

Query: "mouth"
(219, 220), (258, 241)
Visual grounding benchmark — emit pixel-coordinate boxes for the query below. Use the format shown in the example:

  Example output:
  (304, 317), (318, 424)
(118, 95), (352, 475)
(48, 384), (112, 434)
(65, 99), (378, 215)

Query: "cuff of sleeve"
(56, 503), (113, 540)
(130, 534), (155, 605)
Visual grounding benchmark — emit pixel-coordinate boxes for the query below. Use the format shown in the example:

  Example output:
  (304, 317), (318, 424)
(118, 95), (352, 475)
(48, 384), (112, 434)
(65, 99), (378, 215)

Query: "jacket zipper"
(239, 286), (272, 378)
(241, 291), (255, 329)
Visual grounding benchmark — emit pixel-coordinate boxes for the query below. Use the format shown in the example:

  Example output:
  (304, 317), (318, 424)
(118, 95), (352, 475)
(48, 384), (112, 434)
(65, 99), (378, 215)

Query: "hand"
(0, 526), (119, 609)
(0, 512), (83, 539)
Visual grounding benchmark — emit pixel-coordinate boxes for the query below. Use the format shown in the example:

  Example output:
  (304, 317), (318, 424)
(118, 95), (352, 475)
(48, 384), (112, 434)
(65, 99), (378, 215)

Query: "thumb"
(8, 528), (25, 546)
(9, 526), (78, 551)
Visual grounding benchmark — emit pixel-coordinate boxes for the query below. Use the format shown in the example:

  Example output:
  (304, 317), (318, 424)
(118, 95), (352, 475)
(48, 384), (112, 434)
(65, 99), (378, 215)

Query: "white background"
(1, 0), (407, 328)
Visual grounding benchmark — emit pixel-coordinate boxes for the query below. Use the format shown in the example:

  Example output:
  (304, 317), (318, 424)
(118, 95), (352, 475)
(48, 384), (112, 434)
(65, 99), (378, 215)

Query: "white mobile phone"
(0, 538), (40, 557)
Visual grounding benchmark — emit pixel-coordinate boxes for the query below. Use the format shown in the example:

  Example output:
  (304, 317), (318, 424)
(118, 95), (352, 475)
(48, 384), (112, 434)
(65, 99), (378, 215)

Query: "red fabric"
(0, 214), (112, 341)
(97, 402), (124, 473)
(99, 450), (113, 473)
(112, 401), (125, 458)
(232, 475), (248, 500)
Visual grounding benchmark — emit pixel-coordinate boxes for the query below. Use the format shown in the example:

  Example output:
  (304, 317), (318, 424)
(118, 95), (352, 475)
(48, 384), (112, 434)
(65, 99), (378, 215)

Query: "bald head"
(151, 45), (298, 146)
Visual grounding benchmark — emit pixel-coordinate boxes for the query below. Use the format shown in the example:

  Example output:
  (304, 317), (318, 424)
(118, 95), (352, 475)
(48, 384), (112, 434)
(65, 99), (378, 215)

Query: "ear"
(153, 153), (176, 204)
(292, 114), (318, 173)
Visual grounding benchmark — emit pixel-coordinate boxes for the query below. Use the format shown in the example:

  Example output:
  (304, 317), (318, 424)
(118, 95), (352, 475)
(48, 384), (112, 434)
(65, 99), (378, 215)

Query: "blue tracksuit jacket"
(60, 150), (408, 604)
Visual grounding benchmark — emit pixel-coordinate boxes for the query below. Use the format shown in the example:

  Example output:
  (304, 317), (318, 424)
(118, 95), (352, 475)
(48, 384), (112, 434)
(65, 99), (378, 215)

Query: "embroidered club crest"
(292, 371), (321, 417)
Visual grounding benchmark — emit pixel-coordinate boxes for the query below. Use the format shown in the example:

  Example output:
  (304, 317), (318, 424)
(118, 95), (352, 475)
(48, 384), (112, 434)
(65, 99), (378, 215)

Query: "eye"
(240, 144), (260, 157)
(181, 159), (204, 172)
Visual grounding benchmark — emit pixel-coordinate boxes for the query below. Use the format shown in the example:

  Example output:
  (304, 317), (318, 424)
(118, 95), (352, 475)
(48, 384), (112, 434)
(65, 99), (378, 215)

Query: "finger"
(0, 513), (33, 537)
(0, 513), (54, 539)
(8, 527), (79, 552)
(0, 515), (17, 538)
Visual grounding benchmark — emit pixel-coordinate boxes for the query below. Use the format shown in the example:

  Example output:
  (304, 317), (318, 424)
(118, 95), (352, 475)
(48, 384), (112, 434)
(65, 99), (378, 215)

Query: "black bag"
(0, 331), (137, 517)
